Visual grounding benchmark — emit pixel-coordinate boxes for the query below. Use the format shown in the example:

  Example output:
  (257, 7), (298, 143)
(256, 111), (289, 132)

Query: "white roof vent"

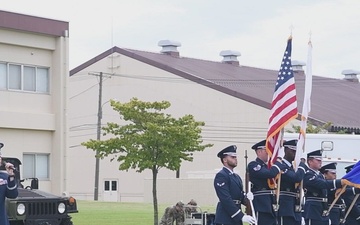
(292, 60), (306, 73)
(342, 69), (360, 83)
(158, 40), (181, 57)
(220, 50), (241, 66)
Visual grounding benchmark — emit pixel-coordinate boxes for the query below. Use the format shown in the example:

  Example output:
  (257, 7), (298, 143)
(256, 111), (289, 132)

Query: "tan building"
(2, 10), (360, 206)
(0, 10), (69, 195)
(68, 45), (274, 205)
(69, 41), (360, 205)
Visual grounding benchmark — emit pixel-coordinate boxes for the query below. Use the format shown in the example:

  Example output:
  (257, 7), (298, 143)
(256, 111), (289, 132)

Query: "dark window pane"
(111, 181), (117, 191)
(105, 181), (110, 191)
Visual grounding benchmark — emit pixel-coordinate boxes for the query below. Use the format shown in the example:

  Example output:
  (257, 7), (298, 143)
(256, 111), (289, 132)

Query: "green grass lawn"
(70, 201), (251, 225)
(70, 200), (217, 225)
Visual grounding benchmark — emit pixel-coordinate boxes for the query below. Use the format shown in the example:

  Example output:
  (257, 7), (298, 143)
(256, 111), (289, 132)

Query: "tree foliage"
(286, 121), (333, 134)
(82, 98), (213, 225)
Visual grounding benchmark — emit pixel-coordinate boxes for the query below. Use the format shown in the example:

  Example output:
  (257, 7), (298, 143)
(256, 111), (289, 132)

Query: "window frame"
(22, 153), (50, 180)
(0, 61), (50, 94)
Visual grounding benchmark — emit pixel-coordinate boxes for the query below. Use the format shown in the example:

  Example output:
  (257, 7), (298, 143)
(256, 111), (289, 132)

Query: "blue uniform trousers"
(278, 216), (301, 225)
(256, 211), (276, 225)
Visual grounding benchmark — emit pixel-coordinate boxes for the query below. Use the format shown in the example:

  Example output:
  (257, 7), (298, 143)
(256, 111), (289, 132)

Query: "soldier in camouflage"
(185, 199), (198, 214)
(159, 201), (185, 225)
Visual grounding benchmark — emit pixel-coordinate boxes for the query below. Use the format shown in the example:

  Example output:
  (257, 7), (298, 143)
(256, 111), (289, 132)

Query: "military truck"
(283, 133), (360, 177)
(2, 157), (78, 225)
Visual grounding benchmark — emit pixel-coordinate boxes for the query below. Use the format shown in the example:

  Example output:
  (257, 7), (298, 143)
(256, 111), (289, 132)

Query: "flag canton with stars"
(275, 42), (293, 92)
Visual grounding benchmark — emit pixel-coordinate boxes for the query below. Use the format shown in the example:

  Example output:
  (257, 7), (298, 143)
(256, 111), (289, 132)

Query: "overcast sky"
(2, 0), (359, 79)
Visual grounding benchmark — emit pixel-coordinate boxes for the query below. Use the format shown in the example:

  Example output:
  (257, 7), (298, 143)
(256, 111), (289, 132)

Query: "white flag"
(294, 41), (313, 171)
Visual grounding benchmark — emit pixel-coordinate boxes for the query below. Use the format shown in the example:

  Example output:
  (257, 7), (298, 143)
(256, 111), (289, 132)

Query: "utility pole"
(94, 72), (103, 201)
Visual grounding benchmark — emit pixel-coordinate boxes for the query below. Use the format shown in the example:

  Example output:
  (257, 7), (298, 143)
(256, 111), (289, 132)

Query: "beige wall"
(0, 26), (69, 195)
(68, 51), (302, 205)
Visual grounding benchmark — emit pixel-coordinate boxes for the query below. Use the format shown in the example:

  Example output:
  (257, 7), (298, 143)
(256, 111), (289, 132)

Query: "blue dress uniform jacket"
(303, 168), (342, 225)
(278, 160), (307, 224)
(343, 187), (360, 225)
(0, 171), (18, 225)
(214, 167), (246, 225)
(248, 158), (286, 225)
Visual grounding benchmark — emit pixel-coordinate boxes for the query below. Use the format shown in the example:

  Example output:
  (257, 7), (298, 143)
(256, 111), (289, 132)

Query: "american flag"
(266, 37), (298, 171)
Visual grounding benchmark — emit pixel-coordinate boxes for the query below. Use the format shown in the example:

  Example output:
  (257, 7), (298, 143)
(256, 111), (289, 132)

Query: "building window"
(0, 63), (6, 89)
(104, 180), (117, 191)
(9, 64), (21, 90)
(23, 153), (49, 180)
(37, 67), (49, 93)
(0, 62), (49, 93)
(24, 66), (36, 91)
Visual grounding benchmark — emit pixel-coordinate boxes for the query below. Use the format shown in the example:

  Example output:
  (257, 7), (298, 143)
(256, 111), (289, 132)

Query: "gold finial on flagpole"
(289, 24), (294, 39)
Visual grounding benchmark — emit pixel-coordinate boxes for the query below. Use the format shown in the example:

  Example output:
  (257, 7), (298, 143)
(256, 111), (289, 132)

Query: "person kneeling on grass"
(159, 201), (185, 225)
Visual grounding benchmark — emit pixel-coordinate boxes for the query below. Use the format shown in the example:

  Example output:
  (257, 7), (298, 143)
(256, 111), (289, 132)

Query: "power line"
(69, 73), (112, 100)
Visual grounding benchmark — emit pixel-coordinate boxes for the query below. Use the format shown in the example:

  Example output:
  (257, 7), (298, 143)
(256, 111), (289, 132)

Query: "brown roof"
(70, 46), (360, 134)
(0, 10), (69, 37)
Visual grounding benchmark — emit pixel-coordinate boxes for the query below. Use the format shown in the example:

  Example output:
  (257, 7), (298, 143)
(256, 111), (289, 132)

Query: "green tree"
(286, 121), (333, 133)
(82, 98), (213, 225)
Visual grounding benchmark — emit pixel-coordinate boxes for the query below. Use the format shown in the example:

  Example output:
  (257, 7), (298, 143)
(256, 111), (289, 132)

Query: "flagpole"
(341, 193), (360, 224)
(247, 181), (257, 225)
(325, 185), (347, 216)
(275, 128), (285, 211)
(295, 39), (313, 213)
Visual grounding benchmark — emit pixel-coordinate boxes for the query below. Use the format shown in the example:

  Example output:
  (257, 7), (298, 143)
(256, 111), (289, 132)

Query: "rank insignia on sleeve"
(253, 165), (261, 171)
(217, 182), (225, 187)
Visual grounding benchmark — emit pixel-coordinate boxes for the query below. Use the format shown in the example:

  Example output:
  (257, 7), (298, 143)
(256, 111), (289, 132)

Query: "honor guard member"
(277, 139), (307, 225)
(247, 140), (287, 225)
(320, 162), (347, 225)
(303, 150), (343, 225)
(214, 145), (256, 225)
(342, 164), (360, 225)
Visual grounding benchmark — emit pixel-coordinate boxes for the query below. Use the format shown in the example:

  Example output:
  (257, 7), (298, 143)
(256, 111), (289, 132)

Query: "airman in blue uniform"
(342, 164), (360, 225)
(320, 162), (347, 225)
(303, 150), (343, 225)
(214, 145), (256, 225)
(277, 139), (307, 225)
(247, 139), (287, 225)
(0, 144), (18, 225)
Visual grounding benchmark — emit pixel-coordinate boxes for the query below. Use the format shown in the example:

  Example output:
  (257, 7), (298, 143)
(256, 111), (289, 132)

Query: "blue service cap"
(307, 149), (323, 160)
(251, 140), (266, 150)
(283, 139), (297, 151)
(217, 145), (237, 158)
(320, 162), (337, 174)
(345, 164), (355, 173)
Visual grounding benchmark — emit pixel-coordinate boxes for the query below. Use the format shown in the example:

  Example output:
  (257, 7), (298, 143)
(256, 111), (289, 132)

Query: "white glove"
(246, 192), (254, 201)
(301, 217), (305, 225)
(242, 215), (256, 224)
(329, 219), (331, 225)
